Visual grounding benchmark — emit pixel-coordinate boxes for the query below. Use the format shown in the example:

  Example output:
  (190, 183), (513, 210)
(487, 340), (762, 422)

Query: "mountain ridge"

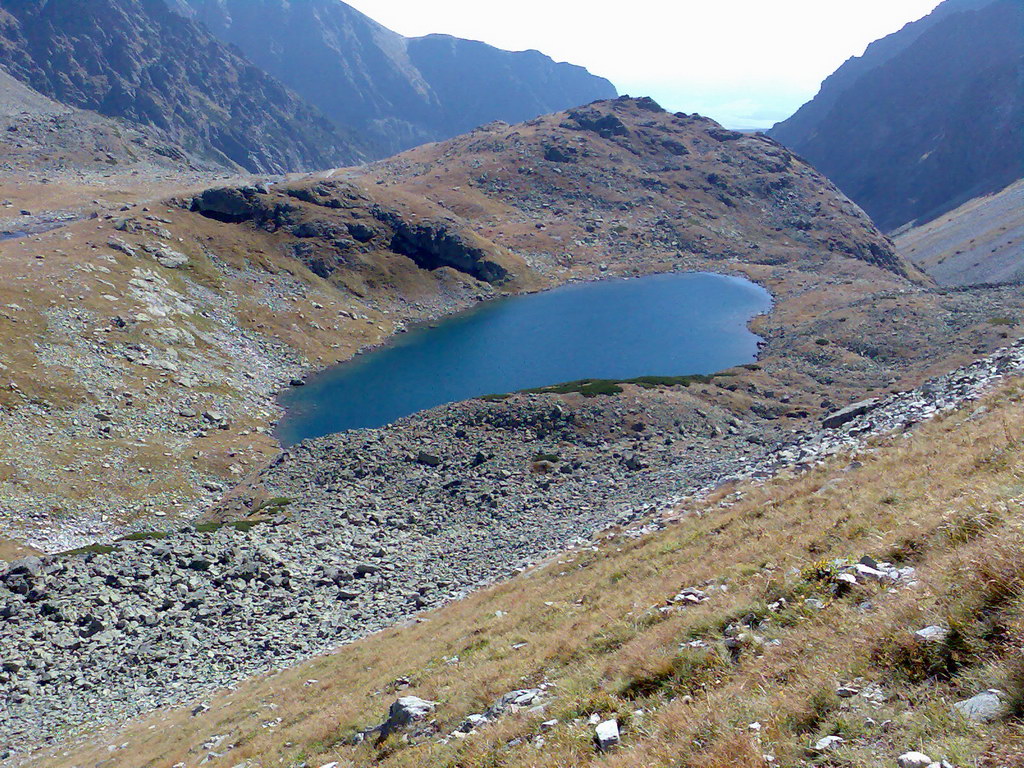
(0, 0), (366, 173)
(165, 0), (618, 157)
(769, 0), (1023, 232)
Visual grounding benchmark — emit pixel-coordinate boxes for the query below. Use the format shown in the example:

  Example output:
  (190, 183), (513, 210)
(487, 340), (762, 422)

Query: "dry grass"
(0, 537), (41, 561)
(26, 378), (1024, 768)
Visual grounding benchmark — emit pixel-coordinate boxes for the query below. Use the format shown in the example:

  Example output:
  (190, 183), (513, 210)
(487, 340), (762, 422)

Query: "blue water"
(276, 272), (771, 445)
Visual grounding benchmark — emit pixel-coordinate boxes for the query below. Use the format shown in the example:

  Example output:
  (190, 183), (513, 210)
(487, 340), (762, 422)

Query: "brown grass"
(24, 377), (1024, 768)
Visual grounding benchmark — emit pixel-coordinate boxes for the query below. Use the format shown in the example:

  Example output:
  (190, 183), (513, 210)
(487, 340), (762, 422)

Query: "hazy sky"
(345, 0), (945, 129)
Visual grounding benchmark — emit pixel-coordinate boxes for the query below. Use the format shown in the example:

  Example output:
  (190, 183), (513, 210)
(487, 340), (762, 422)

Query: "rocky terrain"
(166, 0), (617, 157)
(0, 0), (363, 173)
(769, 0), (1023, 232)
(897, 179), (1024, 286)
(4, 331), (1024, 757)
(2, 97), (1023, 557)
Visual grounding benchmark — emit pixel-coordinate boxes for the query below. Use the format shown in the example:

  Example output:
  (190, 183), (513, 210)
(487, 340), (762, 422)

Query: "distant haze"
(345, 0), (945, 129)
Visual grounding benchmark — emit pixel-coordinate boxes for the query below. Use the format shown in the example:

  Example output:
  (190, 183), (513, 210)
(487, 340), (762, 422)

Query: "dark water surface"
(276, 272), (771, 445)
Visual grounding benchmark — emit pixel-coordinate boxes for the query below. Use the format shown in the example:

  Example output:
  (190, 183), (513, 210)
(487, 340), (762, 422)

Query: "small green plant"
(116, 531), (171, 543)
(193, 519), (269, 534)
(480, 373), (730, 401)
(800, 557), (839, 584)
(58, 543), (116, 557)
(253, 497), (292, 515)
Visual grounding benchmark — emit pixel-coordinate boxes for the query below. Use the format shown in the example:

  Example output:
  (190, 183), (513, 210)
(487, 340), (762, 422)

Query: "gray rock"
(822, 398), (878, 429)
(6, 557), (42, 577)
(416, 451), (442, 467)
(381, 696), (437, 737)
(953, 689), (1004, 722)
(484, 688), (542, 720)
(145, 244), (188, 269)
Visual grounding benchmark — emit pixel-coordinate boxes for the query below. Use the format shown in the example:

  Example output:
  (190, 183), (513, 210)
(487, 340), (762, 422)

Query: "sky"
(344, 0), (945, 130)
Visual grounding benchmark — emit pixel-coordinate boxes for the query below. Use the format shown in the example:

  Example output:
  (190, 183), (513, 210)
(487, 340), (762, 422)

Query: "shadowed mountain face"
(769, 0), (1023, 232)
(0, 0), (364, 173)
(165, 0), (618, 157)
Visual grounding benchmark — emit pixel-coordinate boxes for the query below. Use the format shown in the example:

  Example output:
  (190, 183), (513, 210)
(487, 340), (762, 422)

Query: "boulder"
(380, 696), (436, 737)
(7, 556), (42, 577)
(191, 187), (260, 223)
(671, 587), (709, 605)
(150, 246), (188, 269)
(854, 563), (892, 582)
(107, 238), (137, 258)
(822, 398), (879, 429)
(484, 688), (542, 720)
(416, 451), (442, 468)
(594, 719), (620, 752)
(896, 752), (933, 768)
(953, 689), (1004, 722)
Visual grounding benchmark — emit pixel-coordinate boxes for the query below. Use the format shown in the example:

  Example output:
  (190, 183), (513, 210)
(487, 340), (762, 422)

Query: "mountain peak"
(167, 0), (618, 158)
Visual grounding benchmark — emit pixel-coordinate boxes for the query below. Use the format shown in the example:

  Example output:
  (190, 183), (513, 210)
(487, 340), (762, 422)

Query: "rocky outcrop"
(165, 0), (617, 158)
(0, 0), (364, 173)
(187, 182), (512, 284)
(372, 207), (510, 283)
(769, 0), (1023, 231)
(190, 186), (273, 224)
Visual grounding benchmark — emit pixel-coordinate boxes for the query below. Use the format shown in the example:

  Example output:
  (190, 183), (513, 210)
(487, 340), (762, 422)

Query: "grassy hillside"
(31, 376), (1024, 768)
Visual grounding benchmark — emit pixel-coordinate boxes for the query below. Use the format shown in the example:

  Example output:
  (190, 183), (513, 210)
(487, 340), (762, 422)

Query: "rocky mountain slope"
(0, 0), (364, 173)
(897, 179), (1024, 287)
(0, 64), (222, 179)
(769, 0), (1023, 232)
(165, 0), (618, 157)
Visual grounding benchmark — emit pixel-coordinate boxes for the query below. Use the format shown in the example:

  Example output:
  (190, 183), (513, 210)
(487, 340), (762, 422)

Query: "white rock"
(595, 719), (620, 752)
(855, 563), (892, 582)
(815, 735), (844, 752)
(914, 625), (948, 642)
(896, 752), (933, 768)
